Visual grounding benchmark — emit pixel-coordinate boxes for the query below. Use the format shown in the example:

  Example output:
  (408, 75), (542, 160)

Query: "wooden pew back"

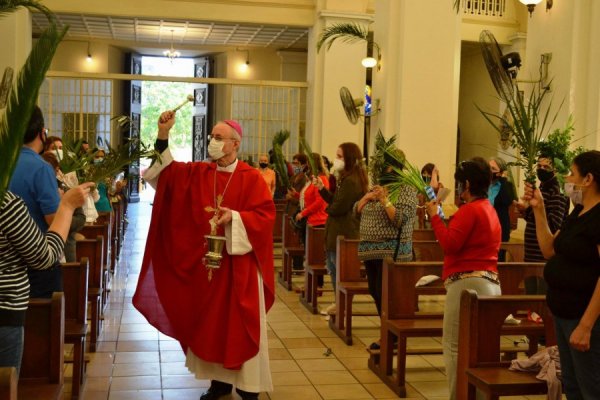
(497, 262), (545, 295)
(61, 259), (89, 324)
(305, 225), (325, 267)
(412, 229), (436, 241)
(273, 200), (286, 243)
(282, 213), (302, 249)
(456, 290), (555, 399)
(335, 236), (362, 283)
(80, 223), (111, 271)
(75, 236), (104, 290)
(500, 242), (525, 262)
(412, 240), (444, 261)
(20, 292), (64, 384)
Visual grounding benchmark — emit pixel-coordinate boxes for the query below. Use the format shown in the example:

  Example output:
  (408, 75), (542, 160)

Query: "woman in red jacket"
(425, 157), (502, 400)
(295, 153), (330, 229)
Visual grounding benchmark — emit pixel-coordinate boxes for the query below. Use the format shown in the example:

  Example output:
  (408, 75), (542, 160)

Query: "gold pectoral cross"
(204, 194), (224, 235)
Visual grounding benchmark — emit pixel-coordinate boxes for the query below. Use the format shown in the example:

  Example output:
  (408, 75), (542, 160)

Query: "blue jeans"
(554, 315), (600, 399)
(326, 250), (336, 292)
(0, 326), (24, 376)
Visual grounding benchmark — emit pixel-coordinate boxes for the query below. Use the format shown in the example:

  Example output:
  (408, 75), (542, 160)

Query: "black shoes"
(199, 381), (232, 400)
(199, 381), (259, 400)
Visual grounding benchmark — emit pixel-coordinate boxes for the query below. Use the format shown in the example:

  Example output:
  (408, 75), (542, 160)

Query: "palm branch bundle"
(369, 130), (397, 185)
(478, 81), (563, 184)
(381, 149), (427, 202)
(0, 2), (67, 201)
(272, 129), (290, 189)
(299, 136), (317, 177)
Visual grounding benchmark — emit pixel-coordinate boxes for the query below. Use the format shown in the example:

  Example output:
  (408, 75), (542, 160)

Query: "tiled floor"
(75, 198), (555, 400)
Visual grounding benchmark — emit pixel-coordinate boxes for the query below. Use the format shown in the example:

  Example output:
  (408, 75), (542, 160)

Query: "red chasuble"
(133, 160), (275, 370)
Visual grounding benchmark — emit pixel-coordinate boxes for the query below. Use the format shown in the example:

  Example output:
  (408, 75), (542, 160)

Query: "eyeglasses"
(212, 136), (236, 143)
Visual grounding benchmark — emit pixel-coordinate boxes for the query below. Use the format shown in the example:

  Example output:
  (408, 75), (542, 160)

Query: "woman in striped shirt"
(0, 183), (92, 375)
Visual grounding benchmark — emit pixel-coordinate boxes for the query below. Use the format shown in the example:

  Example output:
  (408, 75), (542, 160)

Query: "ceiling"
(31, 12), (309, 51)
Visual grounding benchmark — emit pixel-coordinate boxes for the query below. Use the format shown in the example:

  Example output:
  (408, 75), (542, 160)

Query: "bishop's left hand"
(215, 206), (233, 226)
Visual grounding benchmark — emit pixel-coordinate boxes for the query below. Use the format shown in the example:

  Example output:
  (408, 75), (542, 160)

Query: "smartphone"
(436, 187), (451, 203)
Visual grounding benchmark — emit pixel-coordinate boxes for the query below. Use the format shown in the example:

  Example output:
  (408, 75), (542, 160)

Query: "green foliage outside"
(140, 81), (192, 149)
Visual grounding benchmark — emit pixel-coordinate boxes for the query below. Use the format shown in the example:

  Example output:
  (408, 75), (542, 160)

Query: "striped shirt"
(524, 177), (569, 262)
(0, 191), (64, 325)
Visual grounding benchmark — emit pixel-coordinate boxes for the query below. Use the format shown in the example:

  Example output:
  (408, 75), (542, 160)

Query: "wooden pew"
(328, 236), (371, 344)
(278, 214), (304, 291)
(412, 229), (436, 241)
(75, 236), (104, 352)
(61, 259), (89, 400)
(272, 200), (286, 243)
(299, 225), (327, 314)
(371, 260), (547, 397)
(0, 368), (17, 400)
(500, 242), (525, 262)
(18, 292), (64, 400)
(457, 291), (555, 400)
(80, 222), (111, 307)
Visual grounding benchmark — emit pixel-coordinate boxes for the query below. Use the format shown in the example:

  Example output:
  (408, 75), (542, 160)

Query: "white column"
(305, 9), (371, 160)
(373, 0), (462, 189)
(0, 8), (32, 82)
(524, 0), (600, 150)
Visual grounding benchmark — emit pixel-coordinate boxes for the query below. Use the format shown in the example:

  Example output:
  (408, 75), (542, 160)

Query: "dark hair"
(321, 155), (332, 171)
(44, 136), (62, 152)
(41, 152), (59, 171)
(24, 106), (45, 144)
(421, 163), (435, 175)
(573, 150), (600, 190)
(339, 142), (369, 194)
(455, 157), (491, 198)
(292, 153), (308, 166)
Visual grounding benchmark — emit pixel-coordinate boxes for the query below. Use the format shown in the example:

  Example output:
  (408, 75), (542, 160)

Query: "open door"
(124, 53), (142, 202)
(191, 57), (211, 161)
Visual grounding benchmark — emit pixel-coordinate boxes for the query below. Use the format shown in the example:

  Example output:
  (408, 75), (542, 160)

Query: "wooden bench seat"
(18, 293), (64, 400)
(80, 222), (111, 307)
(278, 213), (304, 290)
(457, 290), (555, 399)
(75, 236), (105, 352)
(61, 259), (89, 400)
(328, 237), (374, 344)
(299, 225), (326, 313)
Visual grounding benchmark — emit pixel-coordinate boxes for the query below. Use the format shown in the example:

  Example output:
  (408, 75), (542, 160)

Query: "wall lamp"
(86, 42), (92, 62)
(520, 0), (553, 17)
(236, 48), (250, 73)
(361, 42), (381, 71)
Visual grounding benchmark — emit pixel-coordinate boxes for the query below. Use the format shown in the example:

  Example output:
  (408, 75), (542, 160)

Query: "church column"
(524, 0), (600, 150)
(0, 8), (32, 86)
(372, 0), (461, 189)
(305, 2), (371, 159)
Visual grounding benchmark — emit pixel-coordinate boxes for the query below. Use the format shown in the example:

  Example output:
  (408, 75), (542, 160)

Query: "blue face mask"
(292, 165), (302, 175)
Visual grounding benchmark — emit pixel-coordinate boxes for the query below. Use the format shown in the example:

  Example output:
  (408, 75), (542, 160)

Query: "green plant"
(299, 136), (317, 177)
(0, 1), (68, 201)
(272, 130), (290, 189)
(369, 130), (397, 185)
(537, 115), (585, 174)
(381, 149), (427, 203)
(478, 81), (563, 184)
(316, 22), (380, 61)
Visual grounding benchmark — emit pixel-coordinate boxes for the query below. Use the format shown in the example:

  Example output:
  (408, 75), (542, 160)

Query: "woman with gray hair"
(488, 157), (516, 261)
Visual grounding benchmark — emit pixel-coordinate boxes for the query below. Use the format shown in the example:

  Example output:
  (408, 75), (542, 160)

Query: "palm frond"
(382, 150), (428, 203)
(316, 22), (369, 52)
(0, 0), (54, 22)
(369, 130), (397, 184)
(0, 22), (68, 201)
(272, 129), (290, 189)
(453, 0), (461, 13)
(299, 136), (317, 177)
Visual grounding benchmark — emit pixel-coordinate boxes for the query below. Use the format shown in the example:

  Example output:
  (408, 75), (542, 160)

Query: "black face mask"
(259, 162), (268, 169)
(422, 175), (432, 184)
(537, 168), (554, 182)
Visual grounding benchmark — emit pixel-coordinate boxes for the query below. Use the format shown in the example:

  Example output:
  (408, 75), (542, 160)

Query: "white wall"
(0, 9), (32, 84)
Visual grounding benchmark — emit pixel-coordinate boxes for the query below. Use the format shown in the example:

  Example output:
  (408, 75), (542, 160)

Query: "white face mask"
(564, 182), (583, 205)
(333, 158), (345, 172)
(208, 138), (225, 160)
(54, 148), (64, 161)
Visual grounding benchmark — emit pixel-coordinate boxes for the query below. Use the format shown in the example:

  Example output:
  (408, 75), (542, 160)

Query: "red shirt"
(431, 198), (501, 280)
(300, 175), (329, 226)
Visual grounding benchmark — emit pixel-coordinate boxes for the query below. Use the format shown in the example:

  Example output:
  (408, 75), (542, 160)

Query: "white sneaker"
(320, 303), (336, 316)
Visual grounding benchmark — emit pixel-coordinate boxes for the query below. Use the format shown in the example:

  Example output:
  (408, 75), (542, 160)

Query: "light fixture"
(361, 42), (381, 71)
(236, 48), (250, 73)
(519, 0), (544, 17)
(361, 57), (377, 68)
(86, 42), (92, 62)
(163, 29), (181, 62)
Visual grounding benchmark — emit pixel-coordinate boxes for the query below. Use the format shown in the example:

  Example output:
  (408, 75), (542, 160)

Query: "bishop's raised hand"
(157, 110), (175, 139)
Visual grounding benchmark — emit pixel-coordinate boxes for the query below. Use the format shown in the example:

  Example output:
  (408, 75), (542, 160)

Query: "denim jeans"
(0, 326), (24, 376)
(554, 315), (600, 399)
(326, 250), (336, 292)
